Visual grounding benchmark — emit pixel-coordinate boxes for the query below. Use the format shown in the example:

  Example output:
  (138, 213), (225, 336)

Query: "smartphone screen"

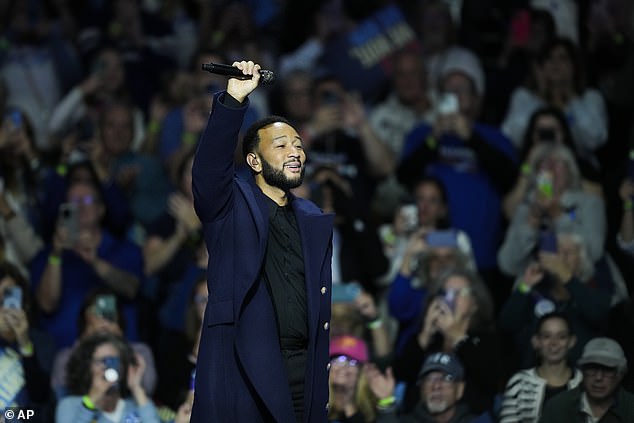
(3, 286), (23, 309)
(426, 230), (458, 248)
(59, 202), (79, 245)
(94, 294), (117, 321)
(331, 282), (362, 303)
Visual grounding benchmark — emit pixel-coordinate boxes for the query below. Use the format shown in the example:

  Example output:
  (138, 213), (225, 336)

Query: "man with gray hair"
(540, 337), (634, 422)
(367, 352), (476, 423)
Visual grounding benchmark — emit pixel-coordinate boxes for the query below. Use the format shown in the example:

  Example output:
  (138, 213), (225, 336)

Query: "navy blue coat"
(190, 93), (334, 422)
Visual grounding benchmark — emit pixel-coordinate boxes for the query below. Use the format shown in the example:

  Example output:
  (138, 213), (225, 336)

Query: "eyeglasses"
(69, 195), (96, 206)
(422, 373), (456, 385)
(582, 364), (618, 379)
(438, 287), (471, 298)
(330, 355), (360, 368)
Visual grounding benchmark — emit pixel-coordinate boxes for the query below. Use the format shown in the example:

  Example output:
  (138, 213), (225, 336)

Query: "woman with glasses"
(499, 312), (581, 423)
(55, 332), (160, 422)
(327, 335), (378, 423)
(29, 179), (145, 349)
(390, 268), (500, 416)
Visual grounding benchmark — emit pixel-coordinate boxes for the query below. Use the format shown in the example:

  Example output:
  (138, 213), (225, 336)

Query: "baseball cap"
(577, 337), (627, 373)
(329, 335), (368, 363)
(418, 352), (464, 382)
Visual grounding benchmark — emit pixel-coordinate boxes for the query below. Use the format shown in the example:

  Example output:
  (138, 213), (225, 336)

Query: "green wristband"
(521, 163), (532, 177)
(377, 396), (396, 408)
(624, 200), (633, 211)
(82, 395), (97, 410)
(517, 280), (531, 294)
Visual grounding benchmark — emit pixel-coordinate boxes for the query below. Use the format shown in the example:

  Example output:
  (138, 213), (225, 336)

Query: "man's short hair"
(242, 115), (293, 159)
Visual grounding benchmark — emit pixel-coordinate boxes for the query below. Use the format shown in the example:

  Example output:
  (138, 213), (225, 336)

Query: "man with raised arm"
(190, 60), (334, 422)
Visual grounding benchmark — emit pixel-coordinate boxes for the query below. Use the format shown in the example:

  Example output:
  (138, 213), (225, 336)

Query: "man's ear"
(246, 152), (261, 173)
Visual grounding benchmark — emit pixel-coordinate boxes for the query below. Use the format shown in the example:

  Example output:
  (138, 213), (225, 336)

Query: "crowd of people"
(1, 0), (634, 422)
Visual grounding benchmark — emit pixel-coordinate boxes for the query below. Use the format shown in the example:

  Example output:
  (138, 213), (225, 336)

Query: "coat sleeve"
(192, 93), (249, 224)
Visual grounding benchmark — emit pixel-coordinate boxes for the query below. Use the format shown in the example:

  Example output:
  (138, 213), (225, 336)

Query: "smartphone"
(331, 282), (362, 303)
(439, 288), (457, 311)
(400, 204), (418, 233)
(539, 230), (558, 253)
(436, 93), (459, 115)
(537, 128), (556, 144)
(102, 356), (120, 383)
(536, 170), (554, 199)
(59, 202), (79, 245)
(426, 230), (458, 248)
(94, 294), (117, 321)
(2, 286), (22, 309)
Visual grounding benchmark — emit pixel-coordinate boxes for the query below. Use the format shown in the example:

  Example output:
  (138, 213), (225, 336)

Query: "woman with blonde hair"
(498, 143), (606, 277)
(328, 335), (378, 423)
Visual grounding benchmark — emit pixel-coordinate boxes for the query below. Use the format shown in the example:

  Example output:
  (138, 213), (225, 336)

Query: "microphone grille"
(260, 70), (276, 85)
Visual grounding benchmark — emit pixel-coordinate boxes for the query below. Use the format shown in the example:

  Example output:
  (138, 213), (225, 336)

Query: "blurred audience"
(50, 288), (157, 400)
(30, 179), (144, 348)
(391, 268), (500, 416)
(501, 37), (607, 166)
(327, 335), (378, 423)
(55, 332), (160, 422)
(499, 312), (581, 423)
(539, 337), (634, 422)
(0, 261), (56, 422)
(498, 144), (606, 277)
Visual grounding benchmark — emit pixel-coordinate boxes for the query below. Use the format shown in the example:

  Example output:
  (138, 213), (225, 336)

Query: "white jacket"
(499, 367), (582, 423)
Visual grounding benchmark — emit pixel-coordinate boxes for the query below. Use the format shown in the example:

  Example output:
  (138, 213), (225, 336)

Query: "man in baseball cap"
(369, 352), (476, 423)
(540, 337), (634, 422)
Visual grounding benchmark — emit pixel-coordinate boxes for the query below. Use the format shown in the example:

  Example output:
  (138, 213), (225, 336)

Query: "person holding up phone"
(498, 229), (618, 369)
(0, 262), (56, 418)
(397, 52), (517, 279)
(29, 179), (145, 349)
(503, 107), (603, 220)
(498, 143), (606, 278)
(390, 268), (501, 417)
(55, 333), (160, 423)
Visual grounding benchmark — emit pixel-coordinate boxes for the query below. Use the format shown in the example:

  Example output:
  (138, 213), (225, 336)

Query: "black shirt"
(262, 195), (308, 422)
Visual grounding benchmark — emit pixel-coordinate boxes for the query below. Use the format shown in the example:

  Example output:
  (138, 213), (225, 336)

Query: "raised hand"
(364, 364), (395, 401)
(226, 61), (261, 103)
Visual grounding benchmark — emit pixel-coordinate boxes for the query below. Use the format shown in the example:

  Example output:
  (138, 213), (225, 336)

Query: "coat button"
(325, 402), (329, 411)
(321, 286), (327, 295)
(323, 322), (329, 330)
(326, 362), (331, 371)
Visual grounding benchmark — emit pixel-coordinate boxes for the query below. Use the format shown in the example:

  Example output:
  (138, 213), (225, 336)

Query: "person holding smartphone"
(498, 143), (607, 278)
(30, 179), (145, 349)
(390, 268), (501, 417)
(0, 262), (55, 420)
(397, 53), (517, 283)
(55, 333), (160, 423)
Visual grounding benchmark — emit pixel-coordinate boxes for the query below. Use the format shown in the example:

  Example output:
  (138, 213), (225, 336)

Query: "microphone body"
(201, 63), (276, 85)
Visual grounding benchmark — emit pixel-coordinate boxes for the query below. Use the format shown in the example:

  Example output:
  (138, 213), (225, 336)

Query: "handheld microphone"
(201, 63), (276, 85)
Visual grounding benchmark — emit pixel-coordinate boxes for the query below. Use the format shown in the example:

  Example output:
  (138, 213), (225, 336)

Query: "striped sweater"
(499, 367), (582, 423)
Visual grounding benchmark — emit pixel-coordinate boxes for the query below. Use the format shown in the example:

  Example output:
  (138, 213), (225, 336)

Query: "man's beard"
(261, 157), (305, 191)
